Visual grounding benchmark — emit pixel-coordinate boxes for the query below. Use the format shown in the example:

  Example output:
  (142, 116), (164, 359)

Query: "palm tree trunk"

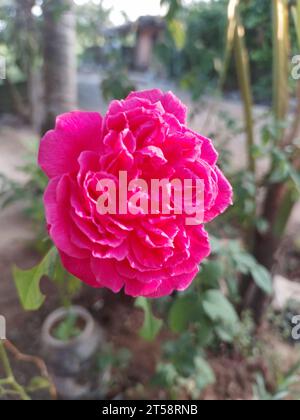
(41, 0), (77, 134)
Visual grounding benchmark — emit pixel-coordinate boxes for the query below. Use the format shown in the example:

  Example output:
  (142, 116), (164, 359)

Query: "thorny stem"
(0, 341), (31, 400)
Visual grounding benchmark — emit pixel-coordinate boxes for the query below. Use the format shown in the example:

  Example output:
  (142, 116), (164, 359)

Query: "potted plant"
(13, 247), (108, 399)
(41, 305), (104, 399)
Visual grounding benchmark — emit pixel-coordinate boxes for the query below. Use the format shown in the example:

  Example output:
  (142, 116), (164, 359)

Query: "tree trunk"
(11, 0), (36, 123)
(240, 80), (300, 324)
(41, 0), (77, 135)
(4, 77), (29, 121)
(239, 182), (285, 322)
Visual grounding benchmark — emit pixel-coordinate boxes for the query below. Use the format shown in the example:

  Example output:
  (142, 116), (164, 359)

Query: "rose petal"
(59, 251), (99, 287)
(39, 112), (103, 178)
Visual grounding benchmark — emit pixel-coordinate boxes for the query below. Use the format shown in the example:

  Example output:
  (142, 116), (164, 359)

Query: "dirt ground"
(0, 74), (300, 400)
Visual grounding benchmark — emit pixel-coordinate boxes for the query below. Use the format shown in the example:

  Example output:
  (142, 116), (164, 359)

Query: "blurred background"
(0, 0), (300, 400)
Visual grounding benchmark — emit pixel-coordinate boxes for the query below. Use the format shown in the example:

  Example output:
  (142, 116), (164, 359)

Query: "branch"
(0, 341), (30, 400)
(4, 340), (57, 400)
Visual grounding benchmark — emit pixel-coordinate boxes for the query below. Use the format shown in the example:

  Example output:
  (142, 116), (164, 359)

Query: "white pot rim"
(41, 305), (95, 348)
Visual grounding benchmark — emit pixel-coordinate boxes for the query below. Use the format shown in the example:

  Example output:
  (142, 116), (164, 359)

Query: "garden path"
(0, 124), (37, 332)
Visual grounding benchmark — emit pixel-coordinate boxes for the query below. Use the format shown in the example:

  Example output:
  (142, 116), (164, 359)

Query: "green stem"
(234, 16), (255, 177)
(273, 185), (298, 238)
(0, 342), (13, 378)
(0, 341), (31, 400)
(272, 0), (289, 136)
(233, 16), (256, 250)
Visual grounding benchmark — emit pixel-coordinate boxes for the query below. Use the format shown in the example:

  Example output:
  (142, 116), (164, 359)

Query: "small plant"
(153, 333), (216, 400)
(96, 344), (132, 398)
(253, 361), (300, 401)
(51, 312), (83, 342)
(136, 236), (274, 399)
(234, 310), (257, 358)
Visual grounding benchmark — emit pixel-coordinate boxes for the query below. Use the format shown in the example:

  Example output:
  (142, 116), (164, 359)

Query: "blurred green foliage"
(253, 361), (300, 400)
(0, 144), (47, 240)
(147, 236), (274, 399)
(0, 0), (41, 83)
(101, 68), (135, 102)
(100, 33), (136, 101)
(75, 1), (110, 61)
(156, 0), (227, 99)
(157, 0), (298, 103)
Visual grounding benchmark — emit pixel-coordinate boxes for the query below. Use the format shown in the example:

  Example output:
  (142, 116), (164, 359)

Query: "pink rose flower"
(38, 89), (233, 298)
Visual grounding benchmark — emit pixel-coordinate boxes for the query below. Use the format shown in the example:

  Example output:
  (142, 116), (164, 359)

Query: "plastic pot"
(41, 305), (107, 399)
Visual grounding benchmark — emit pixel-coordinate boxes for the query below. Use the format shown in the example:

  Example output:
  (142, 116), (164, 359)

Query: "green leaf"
(203, 290), (238, 323)
(209, 236), (222, 254)
(269, 152), (291, 183)
(194, 356), (215, 391)
(168, 295), (203, 333)
(233, 250), (273, 295)
(135, 297), (163, 341)
(153, 363), (178, 388)
(225, 276), (240, 303)
(168, 19), (186, 50)
(199, 260), (223, 289)
(251, 264), (273, 295)
(202, 290), (239, 340)
(253, 373), (271, 400)
(13, 247), (58, 311)
(215, 325), (235, 343)
(233, 252), (257, 274)
(196, 318), (214, 347)
(27, 376), (51, 393)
